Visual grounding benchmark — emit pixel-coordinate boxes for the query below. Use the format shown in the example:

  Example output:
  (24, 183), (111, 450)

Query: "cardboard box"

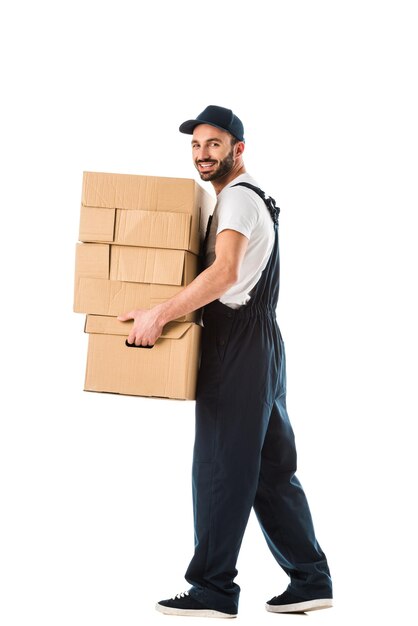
(80, 172), (215, 255)
(79, 206), (193, 251)
(84, 315), (202, 400)
(75, 243), (199, 287)
(74, 277), (199, 322)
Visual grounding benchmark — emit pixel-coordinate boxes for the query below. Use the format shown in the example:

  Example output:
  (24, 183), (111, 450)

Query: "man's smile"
(197, 161), (216, 171)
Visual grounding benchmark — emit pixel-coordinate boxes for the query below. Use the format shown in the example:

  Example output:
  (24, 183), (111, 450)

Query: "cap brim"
(179, 119), (200, 134)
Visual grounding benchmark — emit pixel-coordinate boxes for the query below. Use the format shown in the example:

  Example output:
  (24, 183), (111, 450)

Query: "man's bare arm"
(118, 229), (248, 346)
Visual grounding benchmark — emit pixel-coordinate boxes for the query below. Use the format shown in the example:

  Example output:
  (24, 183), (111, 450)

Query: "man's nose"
(196, 146), (211, 160)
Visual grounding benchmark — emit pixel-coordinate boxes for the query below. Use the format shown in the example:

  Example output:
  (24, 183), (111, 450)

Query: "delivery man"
(118, 105), (333, 617)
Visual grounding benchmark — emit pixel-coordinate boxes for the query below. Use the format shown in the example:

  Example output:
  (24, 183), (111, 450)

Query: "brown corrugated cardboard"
(79, 206), (116, 243)
(84, 315), (202, 400)
(82, 171), (212, 214)
(80, 206), (192, 251)
(74, 243), (199, 322)
(75, 243), (198, 287)
(74, 171), (211, 399)
(74, 277), (198, 322)
(79, 172), (215, 254)
(74, 242), (110, 281)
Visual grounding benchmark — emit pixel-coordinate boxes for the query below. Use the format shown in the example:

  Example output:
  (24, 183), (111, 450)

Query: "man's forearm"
(118, 230), (248, 345)
(155, 261), (236, 326)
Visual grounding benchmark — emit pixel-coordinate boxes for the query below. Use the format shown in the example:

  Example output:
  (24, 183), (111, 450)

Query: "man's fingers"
(135, 338), (152, 347)
(120, 307), (161, 347)
(125, 336), (153, 347)
(126, 331), (149, 346)
(117, 311), (133, 322)
(127, 331), (136, 344)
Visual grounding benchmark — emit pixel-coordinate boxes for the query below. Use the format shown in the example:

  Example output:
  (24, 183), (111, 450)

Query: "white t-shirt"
(205, 173), (275, 309)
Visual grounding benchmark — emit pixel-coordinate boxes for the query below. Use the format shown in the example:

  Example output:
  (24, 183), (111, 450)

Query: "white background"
(1, 1), (417, 625)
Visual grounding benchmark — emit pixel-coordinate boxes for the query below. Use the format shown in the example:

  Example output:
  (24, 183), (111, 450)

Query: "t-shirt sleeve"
(215, 186), (260, 239)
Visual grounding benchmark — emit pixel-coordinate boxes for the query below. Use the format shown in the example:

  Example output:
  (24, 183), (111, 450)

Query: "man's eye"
(210, 143), (220, 147)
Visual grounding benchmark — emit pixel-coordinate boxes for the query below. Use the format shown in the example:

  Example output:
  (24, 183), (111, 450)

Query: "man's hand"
(117, 306), (164, 347)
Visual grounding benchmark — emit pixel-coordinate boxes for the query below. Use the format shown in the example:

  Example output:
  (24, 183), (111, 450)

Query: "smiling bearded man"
(118, 105), (333, 618)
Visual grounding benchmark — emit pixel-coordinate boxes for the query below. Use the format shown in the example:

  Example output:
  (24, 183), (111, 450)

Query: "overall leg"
(253, 338), (332, 599)
(185, 313), (275, 614)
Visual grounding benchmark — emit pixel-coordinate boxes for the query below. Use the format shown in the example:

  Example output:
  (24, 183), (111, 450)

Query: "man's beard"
(195, 148), (234, 181)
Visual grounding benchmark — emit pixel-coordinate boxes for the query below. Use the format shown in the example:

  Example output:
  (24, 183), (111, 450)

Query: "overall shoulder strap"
(231, 182), (280, 226)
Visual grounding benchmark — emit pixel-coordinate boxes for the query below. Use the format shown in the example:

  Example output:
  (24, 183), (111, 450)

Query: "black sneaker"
(156, 591), (237, 618)
(265, 589), (333, 613)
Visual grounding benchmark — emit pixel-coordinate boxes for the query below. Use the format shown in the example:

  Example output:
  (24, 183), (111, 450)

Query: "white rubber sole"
(265, 598), (333, 613)
(156, 603), (237, 618)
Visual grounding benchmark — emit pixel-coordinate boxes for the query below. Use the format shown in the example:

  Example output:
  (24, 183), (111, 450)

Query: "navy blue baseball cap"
(179, 105), (245, 142)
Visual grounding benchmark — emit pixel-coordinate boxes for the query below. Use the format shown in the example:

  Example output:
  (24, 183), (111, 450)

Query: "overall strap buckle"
(231, 182), (280, 226)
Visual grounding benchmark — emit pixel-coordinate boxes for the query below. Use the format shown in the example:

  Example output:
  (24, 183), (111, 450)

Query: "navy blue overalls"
(185, 183), (332, 615)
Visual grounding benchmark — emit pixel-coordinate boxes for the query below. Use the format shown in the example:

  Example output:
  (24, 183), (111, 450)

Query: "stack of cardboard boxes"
(74, 171), (215, 400)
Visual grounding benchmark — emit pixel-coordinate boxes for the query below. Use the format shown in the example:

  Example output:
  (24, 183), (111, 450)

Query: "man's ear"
(235, 141), (245, 158)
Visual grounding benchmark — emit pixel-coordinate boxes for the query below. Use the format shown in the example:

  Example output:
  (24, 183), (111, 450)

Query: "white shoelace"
(172, 591), (190, 600)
